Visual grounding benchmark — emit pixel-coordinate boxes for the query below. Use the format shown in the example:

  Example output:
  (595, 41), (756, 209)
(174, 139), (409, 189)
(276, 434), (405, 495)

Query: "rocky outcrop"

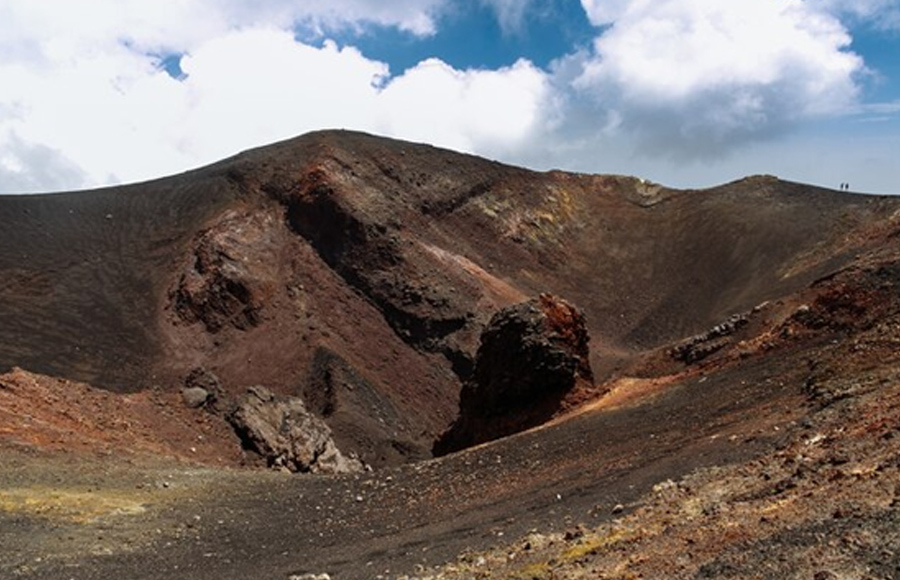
(283, 169), (482, 380)
(434, 294), (595, 455)
(228, 386), (363, 474)
(170, 210), (281, 333)
(669, 313), (750, 364)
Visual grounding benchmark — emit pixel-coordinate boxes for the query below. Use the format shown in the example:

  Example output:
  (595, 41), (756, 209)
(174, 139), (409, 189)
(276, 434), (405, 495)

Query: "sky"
(0, 0), (899, 195)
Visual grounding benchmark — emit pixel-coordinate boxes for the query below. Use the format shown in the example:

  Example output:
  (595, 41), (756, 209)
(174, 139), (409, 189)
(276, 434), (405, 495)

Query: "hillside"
(2, 130), (900, 579)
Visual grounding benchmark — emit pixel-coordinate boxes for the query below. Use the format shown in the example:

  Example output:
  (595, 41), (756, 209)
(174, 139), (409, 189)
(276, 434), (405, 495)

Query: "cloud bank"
(568, 0), (862, 159)
(0, 0), (890, 193)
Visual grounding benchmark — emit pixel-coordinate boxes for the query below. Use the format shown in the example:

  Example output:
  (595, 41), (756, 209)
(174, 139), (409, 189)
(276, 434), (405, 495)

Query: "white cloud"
(0, 132), (87, 193)
(0, 2), (551, 192)
(378, 58), (550, 154)
(565, 0), (864, 159)
(580, 0), (631, 26)
(0, 0), (892, 194)
(174, 31), (389, 165)
(0, 0), (446, 56)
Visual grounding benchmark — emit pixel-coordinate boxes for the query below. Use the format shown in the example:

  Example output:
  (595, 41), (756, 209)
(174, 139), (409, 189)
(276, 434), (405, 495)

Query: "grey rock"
(229, 386), (363, 474)
(181, 387), (209, 409)
(183, 367), (228, 413)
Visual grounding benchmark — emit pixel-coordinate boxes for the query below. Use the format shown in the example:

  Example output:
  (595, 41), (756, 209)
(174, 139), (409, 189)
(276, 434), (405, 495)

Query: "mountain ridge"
(2, 130), (899, 466)
(4, 130), (900, 579)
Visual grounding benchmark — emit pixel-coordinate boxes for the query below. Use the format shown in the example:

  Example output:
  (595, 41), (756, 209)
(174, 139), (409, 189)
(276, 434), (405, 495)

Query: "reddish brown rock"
(434, 294), (595, 455)
(170, 210), (281, 333)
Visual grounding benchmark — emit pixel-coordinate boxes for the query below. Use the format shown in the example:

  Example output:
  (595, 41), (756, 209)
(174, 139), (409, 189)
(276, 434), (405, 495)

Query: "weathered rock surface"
(669, 312), (750, 364)
(302, 347), (428, 468)
(182, 367), (228, 413)
(170, 210), (281, 333)
(228, 386), (363, 474)
(435, 294), (595, 455)
(181, 386), (209, 409)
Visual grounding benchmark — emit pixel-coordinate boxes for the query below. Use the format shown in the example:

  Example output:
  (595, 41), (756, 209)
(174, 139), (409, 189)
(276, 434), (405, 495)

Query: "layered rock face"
(435, 294), (595, 455)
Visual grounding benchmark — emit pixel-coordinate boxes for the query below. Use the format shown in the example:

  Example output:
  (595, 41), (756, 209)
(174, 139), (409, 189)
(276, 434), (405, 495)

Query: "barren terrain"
(2, 130), (900, 579)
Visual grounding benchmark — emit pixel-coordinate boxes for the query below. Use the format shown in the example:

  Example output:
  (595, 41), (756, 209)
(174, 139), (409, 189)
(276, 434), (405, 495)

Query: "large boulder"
(434, 294), (595, 455)
(229, 386), (363, 474)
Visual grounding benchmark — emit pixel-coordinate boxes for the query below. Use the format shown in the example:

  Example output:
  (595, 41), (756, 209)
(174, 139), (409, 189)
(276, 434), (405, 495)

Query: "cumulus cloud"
(579, 0), (632, 26)
(0, 1), (551, 192)
(378, 58), (550, 154)
(0, 0), (446, 54)
(0, 0), (889, 194)
(562, 0), (864, 159)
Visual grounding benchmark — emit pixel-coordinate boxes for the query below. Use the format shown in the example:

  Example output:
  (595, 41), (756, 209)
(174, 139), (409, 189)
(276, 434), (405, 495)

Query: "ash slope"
(1, 129), (898, 466)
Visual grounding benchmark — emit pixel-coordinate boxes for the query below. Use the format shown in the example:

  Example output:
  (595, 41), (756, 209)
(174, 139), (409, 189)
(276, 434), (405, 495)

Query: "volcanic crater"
(2, 130), (900, 580)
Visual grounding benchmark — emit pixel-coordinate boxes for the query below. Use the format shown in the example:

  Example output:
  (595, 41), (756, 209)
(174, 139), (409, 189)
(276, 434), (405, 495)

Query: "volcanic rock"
(170, 210), (280, 333)
(228, 385), (363, 474)
(435, 294), (595, 454)
(183, 367), (229, 413)
(181, 387), (209, 409)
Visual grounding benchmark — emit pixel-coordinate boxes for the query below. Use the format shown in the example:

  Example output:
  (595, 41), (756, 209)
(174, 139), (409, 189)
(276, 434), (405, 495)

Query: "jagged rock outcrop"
(669, 312), (750, 364)
(170, 210), (281, 333)
(434, 294), (595, 455)
(228, 386), (363, 474)
(284, 169), (480, 379)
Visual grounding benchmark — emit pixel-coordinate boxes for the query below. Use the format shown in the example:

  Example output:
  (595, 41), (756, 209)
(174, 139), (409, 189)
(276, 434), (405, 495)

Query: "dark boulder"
(183, 367), (228, 413)
(434, 294), (595, 455)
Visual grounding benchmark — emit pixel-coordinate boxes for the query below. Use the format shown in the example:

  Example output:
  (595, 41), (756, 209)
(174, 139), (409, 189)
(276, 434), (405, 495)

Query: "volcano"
(3, 131), (900, 580)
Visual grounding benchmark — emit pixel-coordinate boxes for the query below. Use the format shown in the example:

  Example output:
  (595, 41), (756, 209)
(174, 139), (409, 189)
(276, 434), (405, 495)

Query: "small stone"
(182, 387), (209, 409)
(612, 503), (625, 514)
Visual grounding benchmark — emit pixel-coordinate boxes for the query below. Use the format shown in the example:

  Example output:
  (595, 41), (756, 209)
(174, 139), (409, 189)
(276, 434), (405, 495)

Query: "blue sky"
(1, 0), (898, 194)
(332, 2), (597, 72)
